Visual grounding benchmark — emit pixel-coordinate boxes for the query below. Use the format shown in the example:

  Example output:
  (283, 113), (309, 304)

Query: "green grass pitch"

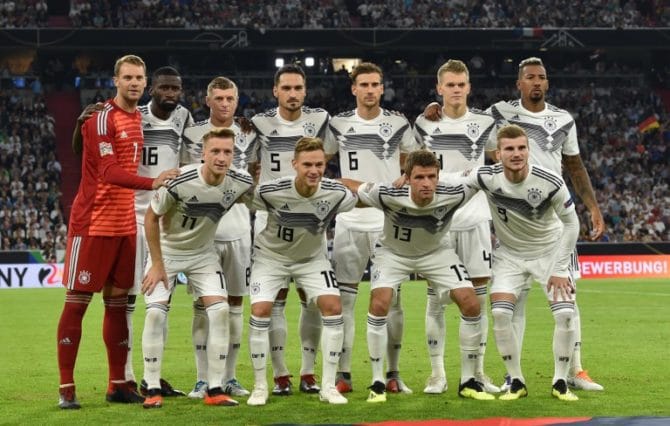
(0, 278), (668, 425)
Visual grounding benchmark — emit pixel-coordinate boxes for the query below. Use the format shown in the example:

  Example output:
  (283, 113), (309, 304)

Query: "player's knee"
(491, 300), (514, 329)
(451, 288), (480, 317)
(368, 295), (391, 317)
(251, 302), (272, 318)
(228, 295), (243, 306)
(551, 304), (575, 331)
(145, 303), (168, 335)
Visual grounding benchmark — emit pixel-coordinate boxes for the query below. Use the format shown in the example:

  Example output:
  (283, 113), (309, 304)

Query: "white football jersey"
(135, 102), (193, 224)
(357, 181), (475, 257)
(324, 108), (418, 231)
(250, 106), (329, 182)
(414, 108), (495, 230)
(486, 100), (579, 174)
(181, 119), (257, 241)
(151, 164), (253, 257)
(461, 164), (579, 273)
(181, 118), (257, 170)
(252, 176), (357, 263)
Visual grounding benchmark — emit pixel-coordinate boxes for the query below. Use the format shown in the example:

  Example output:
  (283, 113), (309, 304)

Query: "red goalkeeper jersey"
(69, 99), (154, 236)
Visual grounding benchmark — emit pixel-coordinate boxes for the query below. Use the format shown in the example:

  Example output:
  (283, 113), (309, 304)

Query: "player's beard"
(158, 100), (178, 113)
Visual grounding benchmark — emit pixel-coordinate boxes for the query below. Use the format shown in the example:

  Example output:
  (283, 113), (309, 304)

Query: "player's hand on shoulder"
(423, 102), (442, 122)
(235, 116), (254, 134)
(78, 103), (104, 126)
(392, 173), (408, 188)
(152, 168), (180, 189)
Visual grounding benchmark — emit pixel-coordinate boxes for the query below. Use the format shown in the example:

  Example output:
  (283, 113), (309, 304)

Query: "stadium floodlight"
(305, 57), (315, 67)
(275, 57), (285, 68)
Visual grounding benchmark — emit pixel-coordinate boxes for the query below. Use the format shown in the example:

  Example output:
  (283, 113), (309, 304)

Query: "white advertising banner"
(0, 263), (64, 289)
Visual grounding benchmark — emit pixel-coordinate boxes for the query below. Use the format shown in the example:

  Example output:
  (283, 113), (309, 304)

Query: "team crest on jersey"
(98, 142), (113, 157)
(543, 117), (557, 132)
(372, 267), (381, 283)
(250, 282), (261, 296)
(379, 122), (393, 138)
(78, 270), (91, 285)
(314, 200), (331, 220)
(303, 122), (317, 137)
(466, 123), (480, 140)
(432, 206), (448, 219)
(527, 188), (543, 206)
(172, 116), (182, 130)
(222, 190), (236, 207)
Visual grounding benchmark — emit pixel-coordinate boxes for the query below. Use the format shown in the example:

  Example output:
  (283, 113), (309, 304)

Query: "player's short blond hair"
(113, 55), (146, 76)
(207, 76), (238, 98)
(437, 59), (469, 82)
(351, 62), (383, 84)
(496, 124), (528, 149)
(294, 137), (324, 158)
(404, 149), (440, 177)
(518, 57), (545, 78)
(202, 127), (236, 146)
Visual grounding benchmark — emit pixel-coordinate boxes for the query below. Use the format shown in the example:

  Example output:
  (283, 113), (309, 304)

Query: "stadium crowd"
(1, 0), (667, 29)
(59, 0), (670, 29)
(0, 89), (67, 258)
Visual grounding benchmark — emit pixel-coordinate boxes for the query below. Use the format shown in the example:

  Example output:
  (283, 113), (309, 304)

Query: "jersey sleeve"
(412, 116), (426, 147)
(323, 122), (339, 156)
(150, 186), (176, 216)
(251, 185), (267, 211)
(356, 182), (383, 209)
(399, 119), (420, 153)
(247, 131), (261, 163)
(550, 182), (580, 277)
(86, 113), (154, 190)
(562, 120), (580, 156)
(337, 186), (358, 213)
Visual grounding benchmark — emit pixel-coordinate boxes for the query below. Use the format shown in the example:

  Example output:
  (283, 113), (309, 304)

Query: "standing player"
(461, 125), (580, 401)
(248, 64), (330, 395)
(57, 55), (178, 409)
(341, 150), (495, 403)
(181, 76), (256, 399)
(324, 62), (418, 394)
(72, 66), (193, 397)
(132, 66), (192, 397)
(141, 128), (253, 408)
(246, 137), (357, 406)
(486, 58), (605, 391)
(413, 60), (499, 394)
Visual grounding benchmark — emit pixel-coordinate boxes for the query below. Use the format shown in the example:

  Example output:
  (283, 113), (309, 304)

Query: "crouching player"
(246, 137), (357, 406)
(140, 128), (253, 408)
(341, 149), (495, 403)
